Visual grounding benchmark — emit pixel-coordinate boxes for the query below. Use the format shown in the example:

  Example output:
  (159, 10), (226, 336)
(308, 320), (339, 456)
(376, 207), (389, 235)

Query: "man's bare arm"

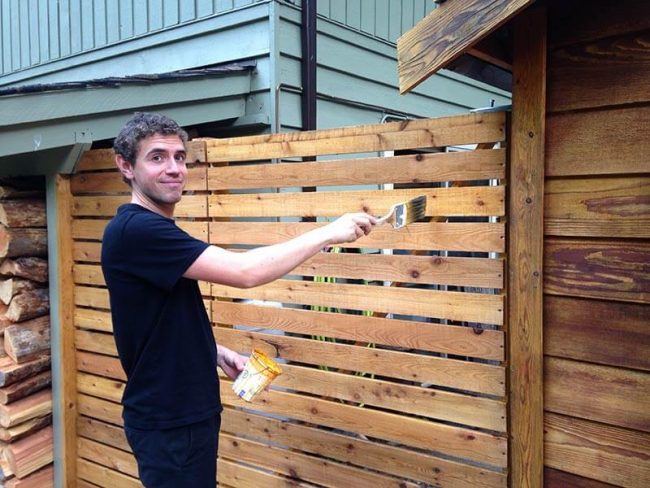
(183, 212), (376, 288)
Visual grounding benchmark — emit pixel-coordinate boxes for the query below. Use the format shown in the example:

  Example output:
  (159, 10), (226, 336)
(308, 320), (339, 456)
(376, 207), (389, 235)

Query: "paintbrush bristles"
(404, 195), (427, 222)
(378, 195), (427, 229)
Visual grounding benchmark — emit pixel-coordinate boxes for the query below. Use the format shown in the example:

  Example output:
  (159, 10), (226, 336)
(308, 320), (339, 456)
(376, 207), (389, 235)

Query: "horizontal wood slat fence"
(68, 112), (508, 487)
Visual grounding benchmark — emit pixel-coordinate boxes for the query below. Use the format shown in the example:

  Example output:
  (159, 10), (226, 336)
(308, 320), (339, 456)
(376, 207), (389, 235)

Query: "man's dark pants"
(125, 415), (221, 487)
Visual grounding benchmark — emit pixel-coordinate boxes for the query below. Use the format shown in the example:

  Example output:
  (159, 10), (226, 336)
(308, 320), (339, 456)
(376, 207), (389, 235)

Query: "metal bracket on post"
(58, 130), (93, 174)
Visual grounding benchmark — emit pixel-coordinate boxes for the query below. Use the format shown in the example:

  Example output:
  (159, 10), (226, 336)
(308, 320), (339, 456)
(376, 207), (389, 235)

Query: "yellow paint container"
(232, 349), (282, 402)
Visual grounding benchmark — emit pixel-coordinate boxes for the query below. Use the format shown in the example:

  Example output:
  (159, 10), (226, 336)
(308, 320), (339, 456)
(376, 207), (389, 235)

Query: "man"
(101, 112), (376, 487)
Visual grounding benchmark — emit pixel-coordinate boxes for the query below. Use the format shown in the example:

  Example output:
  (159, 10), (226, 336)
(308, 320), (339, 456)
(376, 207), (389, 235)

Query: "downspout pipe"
(301, 0), (317, 132)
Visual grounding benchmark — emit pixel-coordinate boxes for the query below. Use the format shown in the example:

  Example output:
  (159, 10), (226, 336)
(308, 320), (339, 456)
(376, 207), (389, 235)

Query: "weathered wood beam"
(397, 0), (533, 93)
(508, 5), (547, 488)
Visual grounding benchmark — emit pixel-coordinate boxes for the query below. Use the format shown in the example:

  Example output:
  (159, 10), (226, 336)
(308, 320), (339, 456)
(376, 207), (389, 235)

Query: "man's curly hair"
(113, 112), (188, 185)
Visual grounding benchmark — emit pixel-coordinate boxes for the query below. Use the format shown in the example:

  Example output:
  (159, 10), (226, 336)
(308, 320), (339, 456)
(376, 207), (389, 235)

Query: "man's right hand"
(322, 213), (377, 245)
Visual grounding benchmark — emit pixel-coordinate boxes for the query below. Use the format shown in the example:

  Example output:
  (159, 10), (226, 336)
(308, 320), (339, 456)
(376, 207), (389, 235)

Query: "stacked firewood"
(0, 180), (53, 487)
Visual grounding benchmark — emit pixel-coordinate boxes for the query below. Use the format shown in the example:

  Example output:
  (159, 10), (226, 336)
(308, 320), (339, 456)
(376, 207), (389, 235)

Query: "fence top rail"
(203, 112), (506, 162)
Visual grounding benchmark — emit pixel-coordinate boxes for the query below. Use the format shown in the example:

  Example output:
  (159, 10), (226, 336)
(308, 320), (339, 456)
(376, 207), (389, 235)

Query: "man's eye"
(152, 155), (162, 161)
(175, 154), (186, 162)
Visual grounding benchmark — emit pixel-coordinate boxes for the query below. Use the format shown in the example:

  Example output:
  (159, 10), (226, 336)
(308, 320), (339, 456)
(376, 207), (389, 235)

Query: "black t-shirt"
(101, 204), (220, 430)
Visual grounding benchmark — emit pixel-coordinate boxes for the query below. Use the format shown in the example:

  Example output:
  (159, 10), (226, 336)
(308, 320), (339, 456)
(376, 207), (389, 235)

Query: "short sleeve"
(118, 213), (209, 291)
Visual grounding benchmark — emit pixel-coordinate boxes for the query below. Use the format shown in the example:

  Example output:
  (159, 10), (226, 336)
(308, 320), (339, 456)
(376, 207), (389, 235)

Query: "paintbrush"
(376, 195), (427, 229)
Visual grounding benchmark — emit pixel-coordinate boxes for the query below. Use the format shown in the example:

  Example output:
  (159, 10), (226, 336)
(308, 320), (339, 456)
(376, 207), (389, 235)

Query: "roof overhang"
(0, 62), (258, 175)
(397, 0), (535, 94)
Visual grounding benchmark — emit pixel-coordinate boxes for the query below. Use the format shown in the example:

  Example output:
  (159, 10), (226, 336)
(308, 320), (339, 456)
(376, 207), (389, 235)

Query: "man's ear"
(115, 154), (134, 183)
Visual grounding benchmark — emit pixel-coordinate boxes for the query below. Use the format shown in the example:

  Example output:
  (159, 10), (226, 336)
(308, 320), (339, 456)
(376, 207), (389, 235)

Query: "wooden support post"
(47, 175), (77, 487)
(509, 5), (546, 488)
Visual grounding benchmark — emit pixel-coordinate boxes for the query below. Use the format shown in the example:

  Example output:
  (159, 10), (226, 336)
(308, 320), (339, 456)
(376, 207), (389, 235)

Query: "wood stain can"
(232, 349), (282, 402)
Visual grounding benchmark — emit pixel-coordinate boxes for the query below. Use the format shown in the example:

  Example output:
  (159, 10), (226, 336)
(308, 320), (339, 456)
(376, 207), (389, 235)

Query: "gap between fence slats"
(211, 279), (504, 325)
(208, 186), (505, 218)
(207, 149), (505, 190)
(215, 327), (505, 396)
(209, 221), (506, 253)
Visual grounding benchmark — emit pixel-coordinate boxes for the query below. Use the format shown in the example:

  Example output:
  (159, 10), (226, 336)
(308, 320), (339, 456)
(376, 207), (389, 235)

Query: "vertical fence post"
(47, 174), (77, 488)
(509, 5), (547, 488)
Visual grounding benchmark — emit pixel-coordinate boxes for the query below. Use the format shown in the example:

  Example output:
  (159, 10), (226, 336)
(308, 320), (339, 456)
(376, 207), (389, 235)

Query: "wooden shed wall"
(543, 1), (650, 486)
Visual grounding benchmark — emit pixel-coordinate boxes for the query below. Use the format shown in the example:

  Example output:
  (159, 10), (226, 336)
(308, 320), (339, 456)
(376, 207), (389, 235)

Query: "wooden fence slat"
(75, 330), (116, 357)
(208, 186), (505, 218)
(205, 113), (505, 162)
(74, 250), (503, 295)
(75, 308), (112, 334)
(215, 327), (505, 396)
(222, 408), (507, 488)
(71, 167), (207, 194)
(546, 105), (650, 176)
(544, 295), (650, 371)
(77, 394), (122, 427)
(544, 412), (650, 487)
(73, 239), (505, 286)
(544, 238), (650, 304)
(544, 467), (618, 488)
(77, 458), (139, 488)
(207, 148), (506, 190)
(73, 242), (101, 263)
(72, 195), (207, 218)
(213, 301), (504, 361)
(209, 221), (506, 253)
(212, 278), (504, 325)
(76, 140), (207, 172)
(73, 264), (211, 296)
(76, 352), (125, 382)
(220, 384), (507, 468)
(77, 373), (124, 404)
(220, 432), (420, 488)
(294, 253), (504, 288)
(218, 458), (317, 488)
(269, 363), (507, 432)
(77, 438), (137, 479)
(75, 287), (110, 310)
(72, 219), (208, 241)
(544, 176), (650, 238)
(77, 416), (128, 452)
(545, 357), (650, 432)
(291, 252), (504, 288)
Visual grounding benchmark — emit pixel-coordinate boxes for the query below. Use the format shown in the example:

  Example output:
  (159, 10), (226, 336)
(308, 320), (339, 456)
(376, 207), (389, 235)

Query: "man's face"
(118, 134), (188, 214)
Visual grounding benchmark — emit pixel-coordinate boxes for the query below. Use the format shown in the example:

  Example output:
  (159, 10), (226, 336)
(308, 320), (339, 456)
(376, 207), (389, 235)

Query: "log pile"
(0, 180), (53, 487)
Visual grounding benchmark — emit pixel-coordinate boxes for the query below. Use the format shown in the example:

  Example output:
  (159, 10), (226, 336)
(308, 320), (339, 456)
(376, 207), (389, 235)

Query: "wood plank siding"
(543, 1), (650, 486)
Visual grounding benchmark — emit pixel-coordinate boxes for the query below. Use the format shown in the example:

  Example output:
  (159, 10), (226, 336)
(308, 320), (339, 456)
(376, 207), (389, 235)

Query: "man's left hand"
(217, 345), (247, 380)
